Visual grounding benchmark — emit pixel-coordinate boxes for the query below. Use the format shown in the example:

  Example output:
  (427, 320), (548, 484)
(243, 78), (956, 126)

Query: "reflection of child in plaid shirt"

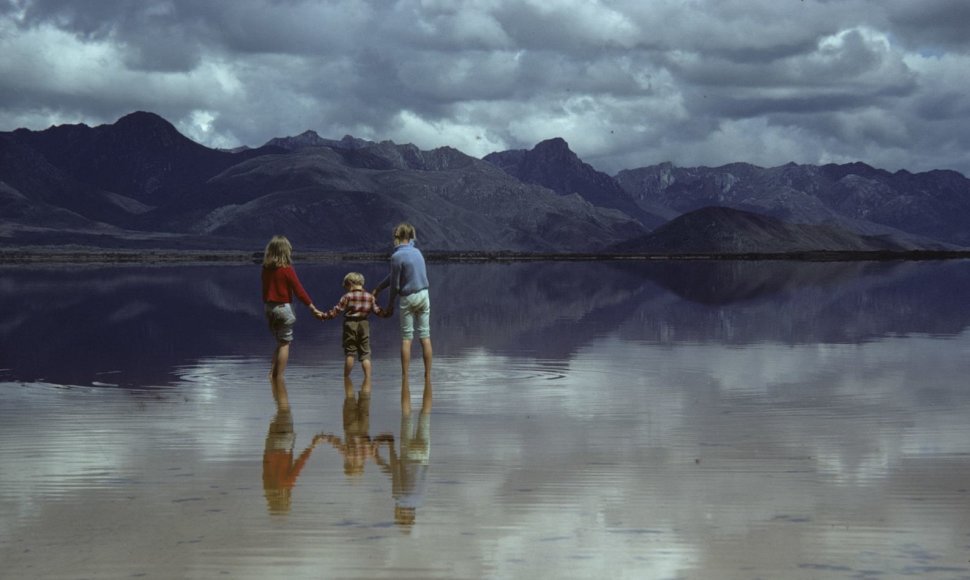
(320, 272), (390, 380)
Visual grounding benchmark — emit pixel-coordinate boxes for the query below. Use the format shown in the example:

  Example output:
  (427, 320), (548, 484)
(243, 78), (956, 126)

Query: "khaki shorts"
(342, 319), (371, 360)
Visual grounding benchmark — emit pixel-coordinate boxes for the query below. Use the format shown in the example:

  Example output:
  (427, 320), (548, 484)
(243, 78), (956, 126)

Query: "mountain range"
(1, 111), (968, 254)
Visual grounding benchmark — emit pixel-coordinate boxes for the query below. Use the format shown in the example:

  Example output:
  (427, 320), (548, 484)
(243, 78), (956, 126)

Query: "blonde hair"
(262, 235), (293, 268)
(393, 222), (416, 244)
(343, 272), (365, 289)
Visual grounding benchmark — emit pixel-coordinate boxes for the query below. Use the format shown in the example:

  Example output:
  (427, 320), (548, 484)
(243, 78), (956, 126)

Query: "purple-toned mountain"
(2, 111), (966, 254)
(484, 138), (669, 228)
(616, 161), (970, 247)
(9, 112), (282, 209)
(0, 112), (643, 251)
(610, 206), (939, 254)
(0, 132), (146, 229)
(265, 131), (373, 152)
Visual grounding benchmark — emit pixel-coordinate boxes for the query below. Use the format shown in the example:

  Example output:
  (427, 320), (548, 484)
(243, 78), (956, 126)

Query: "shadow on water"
(2, 259), (970, 385)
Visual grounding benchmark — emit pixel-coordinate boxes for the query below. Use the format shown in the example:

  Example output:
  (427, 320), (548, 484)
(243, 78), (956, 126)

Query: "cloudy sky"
(1, 0), (969, 176)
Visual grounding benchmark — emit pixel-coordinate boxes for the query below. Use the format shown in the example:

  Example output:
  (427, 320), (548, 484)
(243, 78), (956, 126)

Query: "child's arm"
(371, 293), (392, 318)
(319, 294), (349, 321)
(372, 275), (390, 297)
(287, 268), (321, 317)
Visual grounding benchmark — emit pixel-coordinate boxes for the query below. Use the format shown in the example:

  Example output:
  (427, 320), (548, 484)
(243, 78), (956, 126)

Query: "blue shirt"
(377, 241), (429, 304)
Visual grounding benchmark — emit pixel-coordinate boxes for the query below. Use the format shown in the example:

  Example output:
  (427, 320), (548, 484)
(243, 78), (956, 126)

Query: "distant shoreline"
(2, 248), (970, 265)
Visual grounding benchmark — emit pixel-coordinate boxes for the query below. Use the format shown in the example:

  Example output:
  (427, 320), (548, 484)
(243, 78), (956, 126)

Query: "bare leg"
(361, 374), (372, 397)
(343, 355), (355, 378)
(401, 339), (412, 414)
(419, 337), (432, 381)
(400, 338), (413, 387)
(271, 375), (289, 409)
(420, 375), (432, 415)
(271, 342), (290, 380)
(270, 342), (291, 408)
(401, 380), (411, 415)
(362, 359), (372, 382)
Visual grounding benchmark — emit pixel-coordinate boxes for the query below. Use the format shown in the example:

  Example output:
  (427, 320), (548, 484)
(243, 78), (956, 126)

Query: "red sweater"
(262, 266), (313, 306)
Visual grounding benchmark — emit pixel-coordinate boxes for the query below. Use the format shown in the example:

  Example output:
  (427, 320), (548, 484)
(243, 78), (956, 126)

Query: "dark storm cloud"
(885, 0), (970, 51)
(12, 0), (206, 71)
(1, 0), (968, 176)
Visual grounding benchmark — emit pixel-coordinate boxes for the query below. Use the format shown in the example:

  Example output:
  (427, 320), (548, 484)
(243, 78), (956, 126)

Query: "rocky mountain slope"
(610, 206), (941, 254)
(2, 111), (968, 254)
(484, 137), (669, 228)
(615, 161), (970, 247)
(0, 112), (642, 251)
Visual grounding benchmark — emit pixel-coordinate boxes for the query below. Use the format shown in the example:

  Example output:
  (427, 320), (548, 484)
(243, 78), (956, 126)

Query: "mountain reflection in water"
(1, 259), (969, 385)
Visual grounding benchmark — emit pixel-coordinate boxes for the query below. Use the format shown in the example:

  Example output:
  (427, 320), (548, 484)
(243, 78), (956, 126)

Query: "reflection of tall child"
(262, 408), (324, 514)
(380, 388), (431, 528)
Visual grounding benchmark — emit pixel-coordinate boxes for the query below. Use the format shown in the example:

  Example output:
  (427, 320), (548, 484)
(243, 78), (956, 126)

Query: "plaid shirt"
(321, 289), (389, 320)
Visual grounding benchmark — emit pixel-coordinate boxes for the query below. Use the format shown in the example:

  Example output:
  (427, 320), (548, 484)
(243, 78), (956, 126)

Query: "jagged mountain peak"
(484, 138), (666, 227)
(532, 137), (572, 153)
(3, 110), (968, 252)
(616, 160), (970, 247)
(265, 130), (374, 151)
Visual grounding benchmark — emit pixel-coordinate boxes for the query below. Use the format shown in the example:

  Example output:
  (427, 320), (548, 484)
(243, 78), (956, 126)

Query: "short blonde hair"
(393, 222), (416, 244)
(343, 272), (365, 289)
(262, 235), (293, 268)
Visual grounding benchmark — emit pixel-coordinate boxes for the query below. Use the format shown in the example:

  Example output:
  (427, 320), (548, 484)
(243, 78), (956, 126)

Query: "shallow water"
(2, 260), (970, 579)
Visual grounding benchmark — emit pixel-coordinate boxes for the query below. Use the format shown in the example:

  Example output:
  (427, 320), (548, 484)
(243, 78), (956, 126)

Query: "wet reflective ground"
(2, 260), (970, 579)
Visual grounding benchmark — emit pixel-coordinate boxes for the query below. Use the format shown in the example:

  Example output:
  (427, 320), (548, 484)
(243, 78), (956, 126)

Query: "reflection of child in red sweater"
(320, 272), (390, 381)
(262, 408), (323, 515)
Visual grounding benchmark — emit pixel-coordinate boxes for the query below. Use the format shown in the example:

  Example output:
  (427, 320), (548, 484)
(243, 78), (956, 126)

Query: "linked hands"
(372, 288), (393, 317)
(310, 304), (325, 320)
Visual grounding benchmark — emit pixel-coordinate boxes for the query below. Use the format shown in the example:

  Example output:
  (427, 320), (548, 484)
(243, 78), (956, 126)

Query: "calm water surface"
(2, 259), (970, 579)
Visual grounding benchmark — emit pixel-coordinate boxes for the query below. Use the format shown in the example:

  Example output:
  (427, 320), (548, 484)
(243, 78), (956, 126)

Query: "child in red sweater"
(262, 235), (323, 404)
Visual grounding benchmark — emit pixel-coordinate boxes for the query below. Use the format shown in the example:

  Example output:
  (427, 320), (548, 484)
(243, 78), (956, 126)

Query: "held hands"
(313, 433), (338, 445)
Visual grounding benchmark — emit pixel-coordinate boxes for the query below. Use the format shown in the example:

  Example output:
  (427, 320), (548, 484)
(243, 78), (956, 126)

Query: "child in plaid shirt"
(320, 272), (390, 381)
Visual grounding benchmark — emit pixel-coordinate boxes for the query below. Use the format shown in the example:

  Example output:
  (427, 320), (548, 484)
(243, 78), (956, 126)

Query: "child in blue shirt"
(374, 223), (432, 404)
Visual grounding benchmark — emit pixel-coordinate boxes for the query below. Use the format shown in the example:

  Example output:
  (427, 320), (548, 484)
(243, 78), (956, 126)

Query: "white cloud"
(1, 0), (969, 175)
(390, 109), (507, 158)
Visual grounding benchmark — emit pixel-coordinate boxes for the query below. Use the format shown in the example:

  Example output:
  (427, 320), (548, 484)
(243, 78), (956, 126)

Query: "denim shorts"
(399, 289), (430, 340)
(265, 302), (296, 343)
